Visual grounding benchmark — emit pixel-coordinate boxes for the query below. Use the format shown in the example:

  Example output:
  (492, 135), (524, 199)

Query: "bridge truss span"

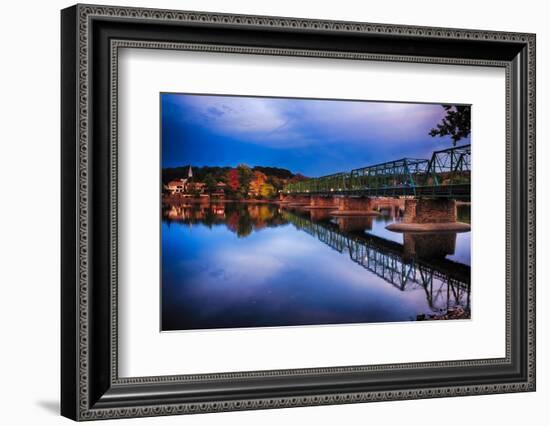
(284, 144), (471, 199)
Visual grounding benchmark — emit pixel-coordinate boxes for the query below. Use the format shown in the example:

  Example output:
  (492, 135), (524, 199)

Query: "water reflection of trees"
(162, 202), (288, 238)
(284, 210), (470, 318)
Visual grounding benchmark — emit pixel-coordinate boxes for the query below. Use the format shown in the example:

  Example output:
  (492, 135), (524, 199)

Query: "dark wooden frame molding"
(61, 4), (536, 421)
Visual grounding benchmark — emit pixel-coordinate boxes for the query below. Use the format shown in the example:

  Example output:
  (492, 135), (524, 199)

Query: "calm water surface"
(162, 202), (471, 331)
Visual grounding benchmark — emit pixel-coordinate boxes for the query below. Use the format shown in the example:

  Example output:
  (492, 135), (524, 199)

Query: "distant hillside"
(163, 165), (305, 184)
(163, 165), (231, 185)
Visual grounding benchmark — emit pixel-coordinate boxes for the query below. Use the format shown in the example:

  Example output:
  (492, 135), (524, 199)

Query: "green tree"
(429, 105), (471, 145)
(203, 174), (217, 193)
(237, 164), (253, 198)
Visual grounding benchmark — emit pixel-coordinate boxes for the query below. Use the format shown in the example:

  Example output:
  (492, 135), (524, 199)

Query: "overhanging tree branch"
(429, 105), (471, 146)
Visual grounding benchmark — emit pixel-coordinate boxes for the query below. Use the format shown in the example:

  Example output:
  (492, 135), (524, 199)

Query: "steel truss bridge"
(284, 211), (470, 314)
(284, 144), (471, 199)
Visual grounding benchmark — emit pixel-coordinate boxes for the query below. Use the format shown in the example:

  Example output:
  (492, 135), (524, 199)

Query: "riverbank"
(162, 196), (277, 204)
(417, 307), (470, 321)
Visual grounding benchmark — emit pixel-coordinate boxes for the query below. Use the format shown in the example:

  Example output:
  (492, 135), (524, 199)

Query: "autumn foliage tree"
(249, 171), (267, 197)
(226, 168), (240, 193)
(199, 165), (305, 200)
(259, 183), (276, 198)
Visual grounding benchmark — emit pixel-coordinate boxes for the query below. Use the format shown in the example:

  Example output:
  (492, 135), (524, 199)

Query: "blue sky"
(161, 93), (470, 177)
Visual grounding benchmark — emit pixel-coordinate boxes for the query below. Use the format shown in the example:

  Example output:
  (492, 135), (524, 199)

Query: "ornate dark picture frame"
(61, 4), (536, 421)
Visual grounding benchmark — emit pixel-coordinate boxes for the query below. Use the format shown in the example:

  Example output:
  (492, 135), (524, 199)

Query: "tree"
(203, 174), (217, 193)
(249, 171), (267, 197)
(252, 166), (293, 180)
(259, 183), (276, 199)
(429, 105), (471, 145)
(289, 173), (308, 183)
(237, 164), (253, 198)
(226, 168), (240, 193)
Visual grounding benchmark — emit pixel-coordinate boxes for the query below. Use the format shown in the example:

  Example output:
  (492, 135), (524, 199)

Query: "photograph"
(160, 93), (472, 331)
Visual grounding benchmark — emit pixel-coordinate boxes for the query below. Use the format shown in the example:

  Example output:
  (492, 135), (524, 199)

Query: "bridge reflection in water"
(283, 210), (470, 317)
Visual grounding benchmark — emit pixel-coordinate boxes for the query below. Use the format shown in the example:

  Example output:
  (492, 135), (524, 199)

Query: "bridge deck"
(288, 183), (470, 198)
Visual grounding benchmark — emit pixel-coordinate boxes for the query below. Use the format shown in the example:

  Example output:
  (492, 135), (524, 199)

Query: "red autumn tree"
(226, 168), (240, 193)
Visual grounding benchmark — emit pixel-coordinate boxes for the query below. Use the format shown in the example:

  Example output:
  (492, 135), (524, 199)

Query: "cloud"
(169, 94), (449, 151)
(180, 96), (290, 135)
(206, 106), (225, 117)
(178, 231), (317, 291)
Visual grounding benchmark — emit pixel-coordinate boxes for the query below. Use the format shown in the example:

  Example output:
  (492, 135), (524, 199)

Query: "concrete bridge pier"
(331, 197), (380, 216)
(387, 198), (470, 233)
(284, 195), (311, 207)
(403, 199), (456, 224)
(372, 198), (405, 218)
(340, 197), (372, 211)
(303, 195), (339, 210)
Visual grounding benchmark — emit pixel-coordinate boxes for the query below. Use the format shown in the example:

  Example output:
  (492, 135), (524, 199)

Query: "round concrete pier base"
(386, 222), (471, 233)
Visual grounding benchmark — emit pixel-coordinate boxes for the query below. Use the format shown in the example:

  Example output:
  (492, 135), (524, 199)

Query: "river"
(161, 201), (471, 331)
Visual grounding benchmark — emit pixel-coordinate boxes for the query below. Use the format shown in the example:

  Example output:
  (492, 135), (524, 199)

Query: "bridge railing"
(283, 144), (471, 196)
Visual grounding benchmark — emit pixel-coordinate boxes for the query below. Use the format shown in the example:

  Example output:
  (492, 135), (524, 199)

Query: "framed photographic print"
(61, 4), (536, 421)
